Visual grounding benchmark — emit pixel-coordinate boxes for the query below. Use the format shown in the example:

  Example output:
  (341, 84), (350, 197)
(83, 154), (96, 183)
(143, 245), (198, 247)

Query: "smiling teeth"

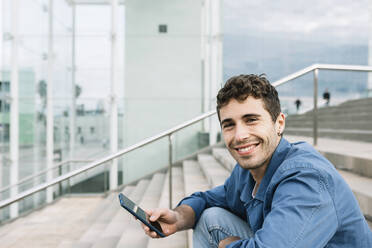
(238, 145), (255, 152)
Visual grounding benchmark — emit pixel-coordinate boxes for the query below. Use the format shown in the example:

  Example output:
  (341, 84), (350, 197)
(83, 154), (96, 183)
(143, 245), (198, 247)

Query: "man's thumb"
(149, 210), (160, 222)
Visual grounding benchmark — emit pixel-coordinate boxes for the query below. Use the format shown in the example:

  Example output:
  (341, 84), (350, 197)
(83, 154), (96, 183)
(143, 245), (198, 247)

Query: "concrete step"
(115, 173), (165, 248)
(58, 180), (149, 248)
(212, 148), (236, 172)
(0, 196), (103, 248)
(84, 193), (117, 223)
(147, 167), (187, 248)
(286, 119), (372, 130)
(197, 154), (230, 187)
(90, 185), (139, 248)
(182, 160), (211, 248)
(284, 128), (372, 143)
(58, 241), (91, 248)
(294, 100), (372, 117)
(183, 160), (210, 195)
(76, 186), (135, 247)
(57, 191), (125, 248)
(288, 111), (372, 122)
(307, 106), (372, 117)
(339, 97), (372, 107)
(89, 179), (154, 248)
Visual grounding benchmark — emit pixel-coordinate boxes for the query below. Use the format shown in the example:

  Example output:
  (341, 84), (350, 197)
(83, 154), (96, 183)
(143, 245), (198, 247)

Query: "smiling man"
(142, 74), (372, 247)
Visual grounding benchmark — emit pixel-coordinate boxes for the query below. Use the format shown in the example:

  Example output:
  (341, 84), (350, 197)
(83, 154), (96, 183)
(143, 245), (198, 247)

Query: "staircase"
(0, 136), (371, 247)
(285, 97), (372, 142)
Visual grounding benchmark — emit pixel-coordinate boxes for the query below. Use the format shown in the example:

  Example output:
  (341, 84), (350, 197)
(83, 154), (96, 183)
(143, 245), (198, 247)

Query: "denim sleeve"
(227, 168), (338, 248)
(177, 177), (231, 226)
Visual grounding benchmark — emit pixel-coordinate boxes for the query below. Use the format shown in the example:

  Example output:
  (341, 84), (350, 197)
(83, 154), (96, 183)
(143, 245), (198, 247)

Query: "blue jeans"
(193, 207), (253, 248)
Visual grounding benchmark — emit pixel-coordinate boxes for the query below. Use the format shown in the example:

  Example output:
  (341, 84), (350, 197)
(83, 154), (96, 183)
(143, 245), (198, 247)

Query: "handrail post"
(313, 69), (318, 146)
(168, 134), (173, 209)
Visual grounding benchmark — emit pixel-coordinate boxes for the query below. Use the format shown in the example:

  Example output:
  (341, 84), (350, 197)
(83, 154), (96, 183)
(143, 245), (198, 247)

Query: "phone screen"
(118, 193), (165, 237)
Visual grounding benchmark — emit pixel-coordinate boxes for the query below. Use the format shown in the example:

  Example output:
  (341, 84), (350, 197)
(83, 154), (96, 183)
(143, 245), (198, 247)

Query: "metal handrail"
(272, 64), (372, 87)
(0, 110), (216, 208)
(0, 159), (93, 194)
(1, 63), (372, 209)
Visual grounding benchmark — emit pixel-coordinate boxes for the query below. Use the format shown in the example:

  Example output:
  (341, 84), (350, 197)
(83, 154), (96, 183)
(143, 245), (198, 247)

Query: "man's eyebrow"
(220, 118), (233, 126)
(242, 114), (260, 119)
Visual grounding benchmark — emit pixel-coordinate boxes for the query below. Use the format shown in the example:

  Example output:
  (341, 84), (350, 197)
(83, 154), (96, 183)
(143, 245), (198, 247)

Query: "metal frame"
(2, 63), (372, 210)
(46, 0), (54, 204)
(9, 0), (20, 218)
(109, 0), (119, 190)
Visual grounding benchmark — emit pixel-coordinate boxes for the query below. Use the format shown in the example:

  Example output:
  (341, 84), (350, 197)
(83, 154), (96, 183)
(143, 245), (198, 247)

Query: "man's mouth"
(234, 143), (259, 156)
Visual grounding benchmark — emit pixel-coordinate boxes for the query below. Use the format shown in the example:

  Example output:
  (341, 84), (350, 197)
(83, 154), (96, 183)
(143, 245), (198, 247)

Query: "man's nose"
(235, 124), (250, 142)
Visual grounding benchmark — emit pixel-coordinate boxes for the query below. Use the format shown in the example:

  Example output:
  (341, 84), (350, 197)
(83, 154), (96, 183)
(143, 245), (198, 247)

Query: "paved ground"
(0, 196), (103, 248)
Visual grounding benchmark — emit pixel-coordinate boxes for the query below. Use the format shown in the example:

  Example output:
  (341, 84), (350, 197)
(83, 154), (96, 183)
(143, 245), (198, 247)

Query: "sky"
(224, 0), (369, 45)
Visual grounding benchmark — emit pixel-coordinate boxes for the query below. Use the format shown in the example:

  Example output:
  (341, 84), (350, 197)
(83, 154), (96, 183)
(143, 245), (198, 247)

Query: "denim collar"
(250, 138), (291, 201)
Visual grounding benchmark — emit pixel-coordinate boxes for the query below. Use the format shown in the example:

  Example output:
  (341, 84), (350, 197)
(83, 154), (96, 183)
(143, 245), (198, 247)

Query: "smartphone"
(118, 193), (165, 237)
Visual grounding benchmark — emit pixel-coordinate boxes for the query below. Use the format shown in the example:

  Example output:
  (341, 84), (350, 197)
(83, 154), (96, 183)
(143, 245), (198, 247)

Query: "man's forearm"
(173, 204), (196, 231)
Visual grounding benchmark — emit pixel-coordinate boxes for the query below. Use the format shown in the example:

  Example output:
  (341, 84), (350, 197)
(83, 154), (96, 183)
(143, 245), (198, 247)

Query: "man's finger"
(143, 225), (150, 232)
(149, 209), (162, 222)
(150, 231), (159, 238)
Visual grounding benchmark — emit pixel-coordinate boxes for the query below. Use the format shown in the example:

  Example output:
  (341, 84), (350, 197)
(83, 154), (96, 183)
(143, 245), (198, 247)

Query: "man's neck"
(250, 162), (269, 185)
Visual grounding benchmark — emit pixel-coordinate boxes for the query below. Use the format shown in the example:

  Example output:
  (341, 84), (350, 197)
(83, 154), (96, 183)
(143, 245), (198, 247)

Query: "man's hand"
(218, 236), (241, 248)
(141, 205), (195, 239)
(141, 208), (179, 238)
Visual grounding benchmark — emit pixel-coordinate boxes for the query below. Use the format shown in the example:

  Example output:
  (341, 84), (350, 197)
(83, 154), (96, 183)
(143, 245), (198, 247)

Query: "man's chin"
(238, 160), (265, 170)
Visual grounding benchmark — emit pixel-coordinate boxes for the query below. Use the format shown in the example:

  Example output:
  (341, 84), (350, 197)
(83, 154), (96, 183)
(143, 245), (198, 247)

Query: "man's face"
(219, 97), (285, 171)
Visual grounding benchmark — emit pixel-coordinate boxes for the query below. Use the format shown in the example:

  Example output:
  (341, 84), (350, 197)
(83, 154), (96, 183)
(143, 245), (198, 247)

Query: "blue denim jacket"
(179, 138), (372, 247)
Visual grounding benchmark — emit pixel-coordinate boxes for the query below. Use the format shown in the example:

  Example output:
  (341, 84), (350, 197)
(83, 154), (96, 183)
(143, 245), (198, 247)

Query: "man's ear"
(276, 113), (286, 136)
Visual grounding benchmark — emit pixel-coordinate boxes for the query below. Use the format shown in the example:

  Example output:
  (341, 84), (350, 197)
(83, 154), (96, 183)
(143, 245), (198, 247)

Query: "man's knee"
(195, 207), (253, 239)
(199, 207), (225, 225)
(194, 207), (233, 247)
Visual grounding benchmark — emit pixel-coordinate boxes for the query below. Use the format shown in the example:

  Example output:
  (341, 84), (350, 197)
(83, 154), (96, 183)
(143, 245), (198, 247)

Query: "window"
(90, 127), (95, 134)
(158, 24), (167, 33)
(4, 101), (10, 112)
(78, 126), (82, 134)
(2, 81), (10, 92)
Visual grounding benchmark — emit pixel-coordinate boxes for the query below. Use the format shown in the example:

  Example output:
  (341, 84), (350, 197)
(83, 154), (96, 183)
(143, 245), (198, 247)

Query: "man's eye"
(246, 118), (257, 123)
(223, 123), (234, 129)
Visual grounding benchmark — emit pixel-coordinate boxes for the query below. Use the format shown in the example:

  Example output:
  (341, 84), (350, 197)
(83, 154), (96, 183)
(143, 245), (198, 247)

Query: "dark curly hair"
(216, 74), (281, 122)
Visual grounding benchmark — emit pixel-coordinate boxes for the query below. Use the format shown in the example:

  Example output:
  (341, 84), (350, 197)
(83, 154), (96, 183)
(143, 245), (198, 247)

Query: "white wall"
(123, 0), (203, 183)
